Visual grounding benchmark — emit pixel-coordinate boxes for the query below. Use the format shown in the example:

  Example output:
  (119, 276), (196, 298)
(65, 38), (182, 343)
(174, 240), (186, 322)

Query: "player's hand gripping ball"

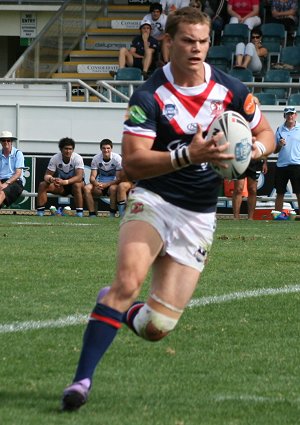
(207, 110), (252, 179)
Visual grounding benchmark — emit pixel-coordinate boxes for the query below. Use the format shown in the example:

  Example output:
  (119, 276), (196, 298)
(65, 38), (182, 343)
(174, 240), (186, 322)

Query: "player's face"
(167, 22), (210, 85)
(61, 145), (74, 161)
(101, 144), (112, 160)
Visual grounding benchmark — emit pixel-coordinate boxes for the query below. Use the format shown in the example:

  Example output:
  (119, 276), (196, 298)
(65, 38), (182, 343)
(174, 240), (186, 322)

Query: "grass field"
(0, 215), (299, 425)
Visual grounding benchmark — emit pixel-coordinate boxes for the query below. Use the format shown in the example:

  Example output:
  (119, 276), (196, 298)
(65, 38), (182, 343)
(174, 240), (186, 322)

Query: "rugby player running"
(62, 7), (275, 411)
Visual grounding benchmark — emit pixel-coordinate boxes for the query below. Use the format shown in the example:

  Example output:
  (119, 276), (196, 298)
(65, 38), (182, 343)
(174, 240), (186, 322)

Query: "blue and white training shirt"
(275, 121), (300, 167)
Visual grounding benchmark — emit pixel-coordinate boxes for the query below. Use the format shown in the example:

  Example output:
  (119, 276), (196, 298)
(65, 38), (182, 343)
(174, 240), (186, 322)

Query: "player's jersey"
(91, 152), (122, 183)
(123, 62), (261, 212)
(47, 152), (84, 179)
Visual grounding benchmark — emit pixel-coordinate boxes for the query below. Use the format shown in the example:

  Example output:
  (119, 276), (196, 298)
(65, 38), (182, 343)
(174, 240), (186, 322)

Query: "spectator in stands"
(234, 28), (268, 72)
(84, 139), (123, 218)
(227, 0), (261, 30)
(189, 0), (203, 9)
(36, 137), (85, 217)
(270, 0), (298, 45)
(110, 20), (159, 80)
(0, 130), (24, 209)
(142, 3), (169, 65)
(232, 159), (268, 219)
(274, 106), (300, 213)
(160, 0), (190, 15)
(203, 0), (229, 45)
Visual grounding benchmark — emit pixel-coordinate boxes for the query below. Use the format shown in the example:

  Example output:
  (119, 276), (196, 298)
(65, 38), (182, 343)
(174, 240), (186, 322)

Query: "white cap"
(0, 130), (17, 141)
(140, 19), (152, 29)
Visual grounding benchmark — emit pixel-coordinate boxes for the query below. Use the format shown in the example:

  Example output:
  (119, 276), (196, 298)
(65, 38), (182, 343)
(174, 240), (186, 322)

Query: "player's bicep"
(122, 133), (154, 158)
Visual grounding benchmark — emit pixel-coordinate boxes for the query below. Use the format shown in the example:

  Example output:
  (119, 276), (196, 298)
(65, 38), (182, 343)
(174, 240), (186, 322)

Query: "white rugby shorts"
(122, 187), (216, 272)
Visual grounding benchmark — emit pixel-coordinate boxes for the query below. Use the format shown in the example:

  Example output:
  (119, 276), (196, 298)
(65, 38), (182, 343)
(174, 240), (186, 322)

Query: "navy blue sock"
(73, 303), (123, 383)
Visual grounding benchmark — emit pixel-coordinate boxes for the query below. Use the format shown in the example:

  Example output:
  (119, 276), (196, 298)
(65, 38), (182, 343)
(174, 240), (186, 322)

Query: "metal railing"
(0, 1), (64, 4)
(5, 0), (105, 79)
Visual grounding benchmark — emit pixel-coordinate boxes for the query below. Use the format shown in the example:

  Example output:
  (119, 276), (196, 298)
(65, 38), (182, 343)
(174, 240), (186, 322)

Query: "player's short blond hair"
(165, 7), (211, 38)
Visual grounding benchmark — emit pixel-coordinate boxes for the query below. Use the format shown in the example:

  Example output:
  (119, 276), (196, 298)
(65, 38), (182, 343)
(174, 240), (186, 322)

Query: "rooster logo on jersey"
(210, 101), (224, 117)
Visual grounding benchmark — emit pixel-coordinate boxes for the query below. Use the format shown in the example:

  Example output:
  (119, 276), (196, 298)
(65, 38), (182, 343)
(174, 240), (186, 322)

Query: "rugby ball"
(206, 110), (252, 179)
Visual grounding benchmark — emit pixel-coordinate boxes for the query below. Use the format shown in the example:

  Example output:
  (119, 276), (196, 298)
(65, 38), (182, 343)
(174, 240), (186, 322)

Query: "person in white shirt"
(36, 137), (85, 217)
(143, 3), (169, 65)
(84, 139), (123, 217)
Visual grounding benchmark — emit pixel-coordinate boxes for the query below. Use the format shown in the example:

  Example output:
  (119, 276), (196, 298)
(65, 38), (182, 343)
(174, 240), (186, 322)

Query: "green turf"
(0, 216), (299, 425)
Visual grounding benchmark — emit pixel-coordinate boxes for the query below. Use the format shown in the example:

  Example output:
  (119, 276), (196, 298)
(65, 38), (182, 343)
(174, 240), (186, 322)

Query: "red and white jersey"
(123, 62), (261, 212)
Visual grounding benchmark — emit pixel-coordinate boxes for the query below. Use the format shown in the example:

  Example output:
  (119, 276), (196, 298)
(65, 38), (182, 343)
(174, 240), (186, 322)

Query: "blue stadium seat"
(206, 45), (233, 72)
(261, 23), (287, 47)
(255, 92), (277, 105)
(221, 24), (249, 52)
(262, 69), (291, 102)
(287, 93), (300, 106)
(228, 68), (254, 82)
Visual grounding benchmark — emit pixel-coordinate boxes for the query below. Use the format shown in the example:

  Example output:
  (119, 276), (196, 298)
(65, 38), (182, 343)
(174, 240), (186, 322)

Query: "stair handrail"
(5, 0), (105, 79)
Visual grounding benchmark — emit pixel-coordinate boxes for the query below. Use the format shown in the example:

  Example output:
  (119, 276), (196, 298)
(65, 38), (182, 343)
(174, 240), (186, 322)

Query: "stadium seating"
(294, 26), (300, 46)
(206, 45), (233, 72)
(228, 68), (254, 83)
(279, 46), (300, 73)
(255, 92), (278, 105)
(262, 69), (291, 102)
(111, 67), (143, 102)
(261, 23), (287, 47)
(262, 40), (281, 70)
(287, 93), (300, 106)
(220, 24), (249, 52)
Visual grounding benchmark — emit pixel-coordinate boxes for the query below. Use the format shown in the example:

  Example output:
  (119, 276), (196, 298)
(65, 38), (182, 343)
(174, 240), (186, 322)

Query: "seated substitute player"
(36, 137), (85, 217)
(84, 139), (122, 218)
(0, 130), (25, 209)
(62, 7), (275, 411)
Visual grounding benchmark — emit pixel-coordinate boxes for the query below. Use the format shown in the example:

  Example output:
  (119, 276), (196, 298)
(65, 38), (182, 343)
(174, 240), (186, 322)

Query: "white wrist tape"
(255, 141), (267, 156)
(170, 145), (192, 170)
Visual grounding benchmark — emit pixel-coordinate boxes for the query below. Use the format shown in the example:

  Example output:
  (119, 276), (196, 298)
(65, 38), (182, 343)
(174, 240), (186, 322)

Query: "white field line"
(1, 284), (300, 335)
(214, 394), (300, 405)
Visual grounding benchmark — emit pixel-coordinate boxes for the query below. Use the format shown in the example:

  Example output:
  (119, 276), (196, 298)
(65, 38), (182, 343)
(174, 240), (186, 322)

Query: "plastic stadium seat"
(206, 45), (233, 72)
(221, 24), (249, 51)
(115, 67), (143, 81)
(287, 93), (300, 106)
(294, 26), (300, 46)
(262, 69), (291, 101)
(262, 40), (281, 70)
(111, 67), (143, 102)
(261, 23), (287, 47)
(255, 92), (277, 105)
(279, 46), (300, 72)
(229, 68), (254, 82)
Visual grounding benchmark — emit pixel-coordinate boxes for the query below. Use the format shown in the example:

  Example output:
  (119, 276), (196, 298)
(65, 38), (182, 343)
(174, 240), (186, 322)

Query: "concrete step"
(69, 50), (120, 62)
(53, 72), (114, 82)
(86, 27), (139, 37)
(107, 4), (148, 17)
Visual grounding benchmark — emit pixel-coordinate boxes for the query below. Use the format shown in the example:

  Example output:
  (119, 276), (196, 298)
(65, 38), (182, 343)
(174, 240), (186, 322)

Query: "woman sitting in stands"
(234, 28), (268, 72)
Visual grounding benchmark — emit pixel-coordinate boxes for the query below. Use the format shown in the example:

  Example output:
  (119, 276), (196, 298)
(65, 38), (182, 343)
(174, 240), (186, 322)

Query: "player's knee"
(133, 304), (179, 342)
